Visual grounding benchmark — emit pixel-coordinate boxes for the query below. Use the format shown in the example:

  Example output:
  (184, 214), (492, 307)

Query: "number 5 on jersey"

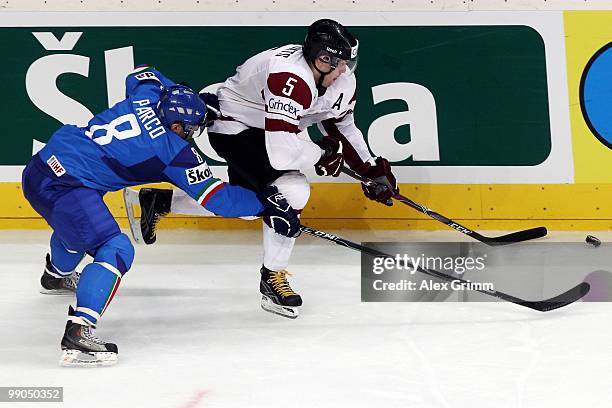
(282, 77), (298, 96)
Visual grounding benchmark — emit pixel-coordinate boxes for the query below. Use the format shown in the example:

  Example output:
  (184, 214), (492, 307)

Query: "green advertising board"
(0, 12), (574, 183)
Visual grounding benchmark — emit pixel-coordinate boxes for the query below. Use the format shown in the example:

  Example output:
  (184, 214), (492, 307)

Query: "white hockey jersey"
(210, 44), (374, 172)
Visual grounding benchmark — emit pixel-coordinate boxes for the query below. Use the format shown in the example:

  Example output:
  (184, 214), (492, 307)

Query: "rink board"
(5, 183), (612, 230)
(0, 11), (609, 229)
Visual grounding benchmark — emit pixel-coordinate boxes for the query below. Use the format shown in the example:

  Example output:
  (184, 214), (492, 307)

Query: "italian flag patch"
(197, 178), (224, 206)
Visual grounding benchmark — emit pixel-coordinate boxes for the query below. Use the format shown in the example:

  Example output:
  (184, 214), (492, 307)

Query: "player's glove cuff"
(258, 186), (301, 238)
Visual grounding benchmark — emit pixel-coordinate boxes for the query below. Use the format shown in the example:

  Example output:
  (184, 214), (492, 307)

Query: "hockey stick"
(299, 225), (589, 312)
(341, 166), (547, 246)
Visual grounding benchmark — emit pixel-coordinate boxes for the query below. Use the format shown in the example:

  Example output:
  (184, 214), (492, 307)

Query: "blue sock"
(75, 263), (121, 326)
(74, 234), (134, 326)
(50, 232), (85, 275)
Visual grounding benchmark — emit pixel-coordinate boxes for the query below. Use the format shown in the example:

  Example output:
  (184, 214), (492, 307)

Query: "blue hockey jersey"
(36, 66), (263, 218)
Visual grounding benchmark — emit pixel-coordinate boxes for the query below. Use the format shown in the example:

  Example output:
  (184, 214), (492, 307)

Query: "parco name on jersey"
(268, 97), (300, 119)
(186, 163), (212, 185)
(133, 99), (166, 139)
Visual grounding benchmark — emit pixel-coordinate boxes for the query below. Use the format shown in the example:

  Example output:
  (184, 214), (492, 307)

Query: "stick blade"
(517, 282), (590, 312)
(487, 226), (548, 245)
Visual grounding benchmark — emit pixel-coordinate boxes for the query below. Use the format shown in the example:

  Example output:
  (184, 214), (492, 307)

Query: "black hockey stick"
(341, 166), (547, 246)
(299, 225), (589, 312)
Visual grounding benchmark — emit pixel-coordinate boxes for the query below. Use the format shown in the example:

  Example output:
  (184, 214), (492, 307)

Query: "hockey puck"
(586, 235), (601, 247)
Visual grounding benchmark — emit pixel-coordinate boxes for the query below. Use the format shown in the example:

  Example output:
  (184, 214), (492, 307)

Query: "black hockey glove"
(314, 137), (344, 177)
(258, 186), (301, 238)
(361, 157), (398, 206)
(199, 92), (221, 127)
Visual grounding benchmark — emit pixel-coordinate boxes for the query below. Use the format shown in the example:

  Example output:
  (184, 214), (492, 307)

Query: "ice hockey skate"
(123, 187), (172, 244)
(260, 266), (302, 319)
(40, 253), (80, 295)
(60, 306), (118, 367)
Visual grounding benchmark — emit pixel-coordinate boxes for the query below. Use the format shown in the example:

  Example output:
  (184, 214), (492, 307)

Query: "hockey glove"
(199, 92), (221, 127)
(259, 186), (301, 238)
(314, 137), (344, 177)
(361, 157), (398, 206)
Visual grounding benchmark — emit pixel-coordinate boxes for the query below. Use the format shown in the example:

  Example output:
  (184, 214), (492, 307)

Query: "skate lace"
(269, 270), (297, 298)
(81, 326), (104, 345)
(150, 210), (169, 235)
(62, 271), (80, 290)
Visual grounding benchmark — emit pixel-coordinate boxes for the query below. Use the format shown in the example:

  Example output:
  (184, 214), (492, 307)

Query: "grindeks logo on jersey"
(185, 163), (212, 185)
(267, 97), (300, 119)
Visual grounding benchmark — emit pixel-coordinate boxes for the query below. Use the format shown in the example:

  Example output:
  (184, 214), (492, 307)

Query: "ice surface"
(0, 229), (611, 408)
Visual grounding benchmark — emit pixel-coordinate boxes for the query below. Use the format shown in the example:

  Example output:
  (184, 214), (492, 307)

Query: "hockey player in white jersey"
(126, 19), (399, 319)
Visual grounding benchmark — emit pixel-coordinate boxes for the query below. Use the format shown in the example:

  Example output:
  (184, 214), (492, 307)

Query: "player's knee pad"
(272, 171), (310, 210)
(93, 233), (134, 276)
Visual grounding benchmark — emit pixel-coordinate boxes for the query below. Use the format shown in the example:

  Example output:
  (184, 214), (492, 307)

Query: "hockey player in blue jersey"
(21, 65), (300, 366)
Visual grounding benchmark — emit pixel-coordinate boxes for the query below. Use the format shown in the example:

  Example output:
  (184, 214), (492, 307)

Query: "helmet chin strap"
(313, 63), (334, 88)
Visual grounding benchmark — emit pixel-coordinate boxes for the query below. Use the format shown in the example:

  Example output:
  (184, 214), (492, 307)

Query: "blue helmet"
(157, 84), (207, 139)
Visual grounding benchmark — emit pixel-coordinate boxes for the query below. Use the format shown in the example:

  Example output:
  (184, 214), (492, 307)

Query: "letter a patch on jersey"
(332, 93), (344, 110)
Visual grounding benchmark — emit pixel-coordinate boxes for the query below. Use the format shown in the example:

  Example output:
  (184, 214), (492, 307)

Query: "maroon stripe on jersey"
(267, 72), (313, 109)
(321, 119), (370, 174)
(266, 118), (300, 134)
